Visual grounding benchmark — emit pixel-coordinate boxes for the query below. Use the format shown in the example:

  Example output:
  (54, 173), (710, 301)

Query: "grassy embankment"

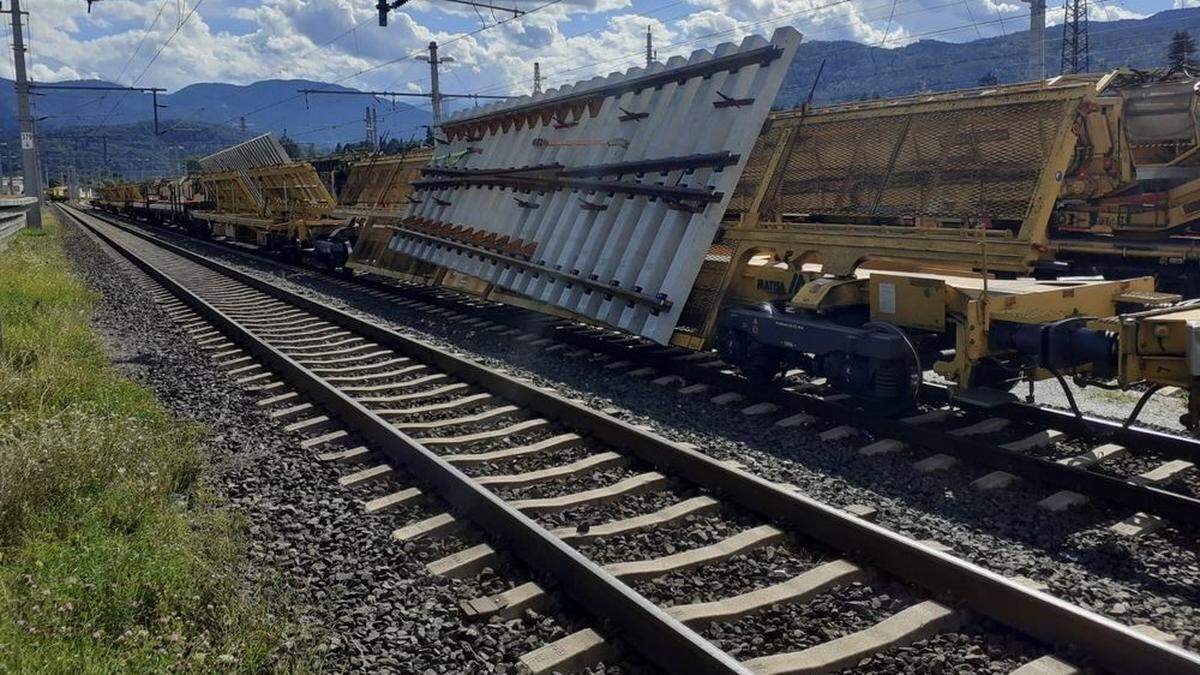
(0, 210), (301, 671)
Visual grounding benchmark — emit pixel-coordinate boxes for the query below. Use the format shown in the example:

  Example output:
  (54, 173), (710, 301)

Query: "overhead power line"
(298, 87), (512, 102)
(199, 0), (567, 135)
(89, 0), (205, 131)
(376, 0), (524, 26)
(32, 83), (169, 134)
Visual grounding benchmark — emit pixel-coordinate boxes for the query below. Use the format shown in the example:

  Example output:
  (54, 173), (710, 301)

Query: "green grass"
(0, 210), (304, 672)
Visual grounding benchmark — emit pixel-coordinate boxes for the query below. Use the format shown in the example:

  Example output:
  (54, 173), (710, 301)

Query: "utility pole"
(646, 26), (655, 67)
(298, 86), (512, 145)
(69, 137), (80, 201)
(533, 62), (542, 95)
(1022, 0), (1046, 81)
(417, 41), (454, 127)
(7, 0), (42, 227)
(1060, 0), (1089, 74)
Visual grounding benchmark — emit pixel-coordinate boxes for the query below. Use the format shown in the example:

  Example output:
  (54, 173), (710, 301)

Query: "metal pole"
(428, 41), (443, 126)
(646, 26), (653, 67)
(8, 0), (42, 227)
(1024, 0), (1046, 82)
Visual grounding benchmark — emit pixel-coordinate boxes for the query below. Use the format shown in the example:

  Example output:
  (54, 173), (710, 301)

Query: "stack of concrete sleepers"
(385, 27), (802, 344)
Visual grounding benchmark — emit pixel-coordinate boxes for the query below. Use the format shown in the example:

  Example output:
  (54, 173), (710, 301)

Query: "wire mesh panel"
(674, 243), (734, 336)
(338, 151), (433, 212)
(196, 172), (261, 214)
(195, 133), (334, 222)
(772, 97), (1075, 222)
(726, 122), (786, 218)
(778, 113), (911, 217)
(734, 79), (1096, 230)
(378, 28), (802, 343)
(249, 164), (335, 221)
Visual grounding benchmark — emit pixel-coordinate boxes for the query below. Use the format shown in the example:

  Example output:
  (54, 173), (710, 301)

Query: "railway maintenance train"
(343, 38), (1200, 428)
(92, 139), (431, 268)
(94, 176), (208, 233)
(89, 35), (1200, 426)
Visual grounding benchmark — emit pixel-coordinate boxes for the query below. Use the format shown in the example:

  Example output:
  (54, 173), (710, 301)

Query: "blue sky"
(4, 0), (1193, 119)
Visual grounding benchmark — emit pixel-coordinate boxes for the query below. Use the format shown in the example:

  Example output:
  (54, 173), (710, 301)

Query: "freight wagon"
(343, 33), (1200, 428)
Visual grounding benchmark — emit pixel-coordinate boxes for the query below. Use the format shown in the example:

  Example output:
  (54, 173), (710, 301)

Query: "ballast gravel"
(91, 219), (1200, 663)
(59, 219), (644, 673)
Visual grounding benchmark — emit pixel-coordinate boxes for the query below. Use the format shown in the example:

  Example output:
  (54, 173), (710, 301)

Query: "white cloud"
(30, 63), (84, 81)
(5, 0), (1167, 129)
(10, 0), (910, 96)
(1087, 3), (1145, 21)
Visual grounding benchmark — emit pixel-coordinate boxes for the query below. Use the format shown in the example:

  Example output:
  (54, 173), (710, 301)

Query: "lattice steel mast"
(1060, 0), (1089, 74)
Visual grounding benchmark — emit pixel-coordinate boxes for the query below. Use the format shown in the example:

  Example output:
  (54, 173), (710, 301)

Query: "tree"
(278, 133), (302, 158)
(979, 71), (999, 86)
(1168, 30), (1196, 69)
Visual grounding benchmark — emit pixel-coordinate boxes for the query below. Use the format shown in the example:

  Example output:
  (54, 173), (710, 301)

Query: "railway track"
(59, 202), (1200, 672)
(92, 206), (1200, 538)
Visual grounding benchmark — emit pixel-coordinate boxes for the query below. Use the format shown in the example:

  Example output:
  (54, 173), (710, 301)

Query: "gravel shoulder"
(117, 223), (1200, 654)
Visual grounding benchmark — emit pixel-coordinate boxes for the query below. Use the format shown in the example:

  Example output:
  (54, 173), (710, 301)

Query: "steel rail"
(992, 393), (1200, 465)
(60, 204), (748, 675)
(81, 204), (1200, 523)
(82, 204), (1200, 523)
(63, 204), (1200, 673)
(537, 324), (1200, 524)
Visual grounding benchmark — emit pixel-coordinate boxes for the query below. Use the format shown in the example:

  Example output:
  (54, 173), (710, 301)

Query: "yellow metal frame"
(193, 161), (338, 246)
(96, 182), (145, 205)
(335, 150), (432, 219)
(738, 78), (1104, 238)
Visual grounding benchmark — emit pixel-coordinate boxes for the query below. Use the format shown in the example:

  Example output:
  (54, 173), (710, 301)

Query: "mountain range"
(0, 78), (432, 147)
(2, 7), (1198, 179)
(776, 7), (1200, 106)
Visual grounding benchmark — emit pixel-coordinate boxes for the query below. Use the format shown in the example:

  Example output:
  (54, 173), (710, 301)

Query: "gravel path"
(113, 222), (1200, 655)
(59, 217), (644, 673)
